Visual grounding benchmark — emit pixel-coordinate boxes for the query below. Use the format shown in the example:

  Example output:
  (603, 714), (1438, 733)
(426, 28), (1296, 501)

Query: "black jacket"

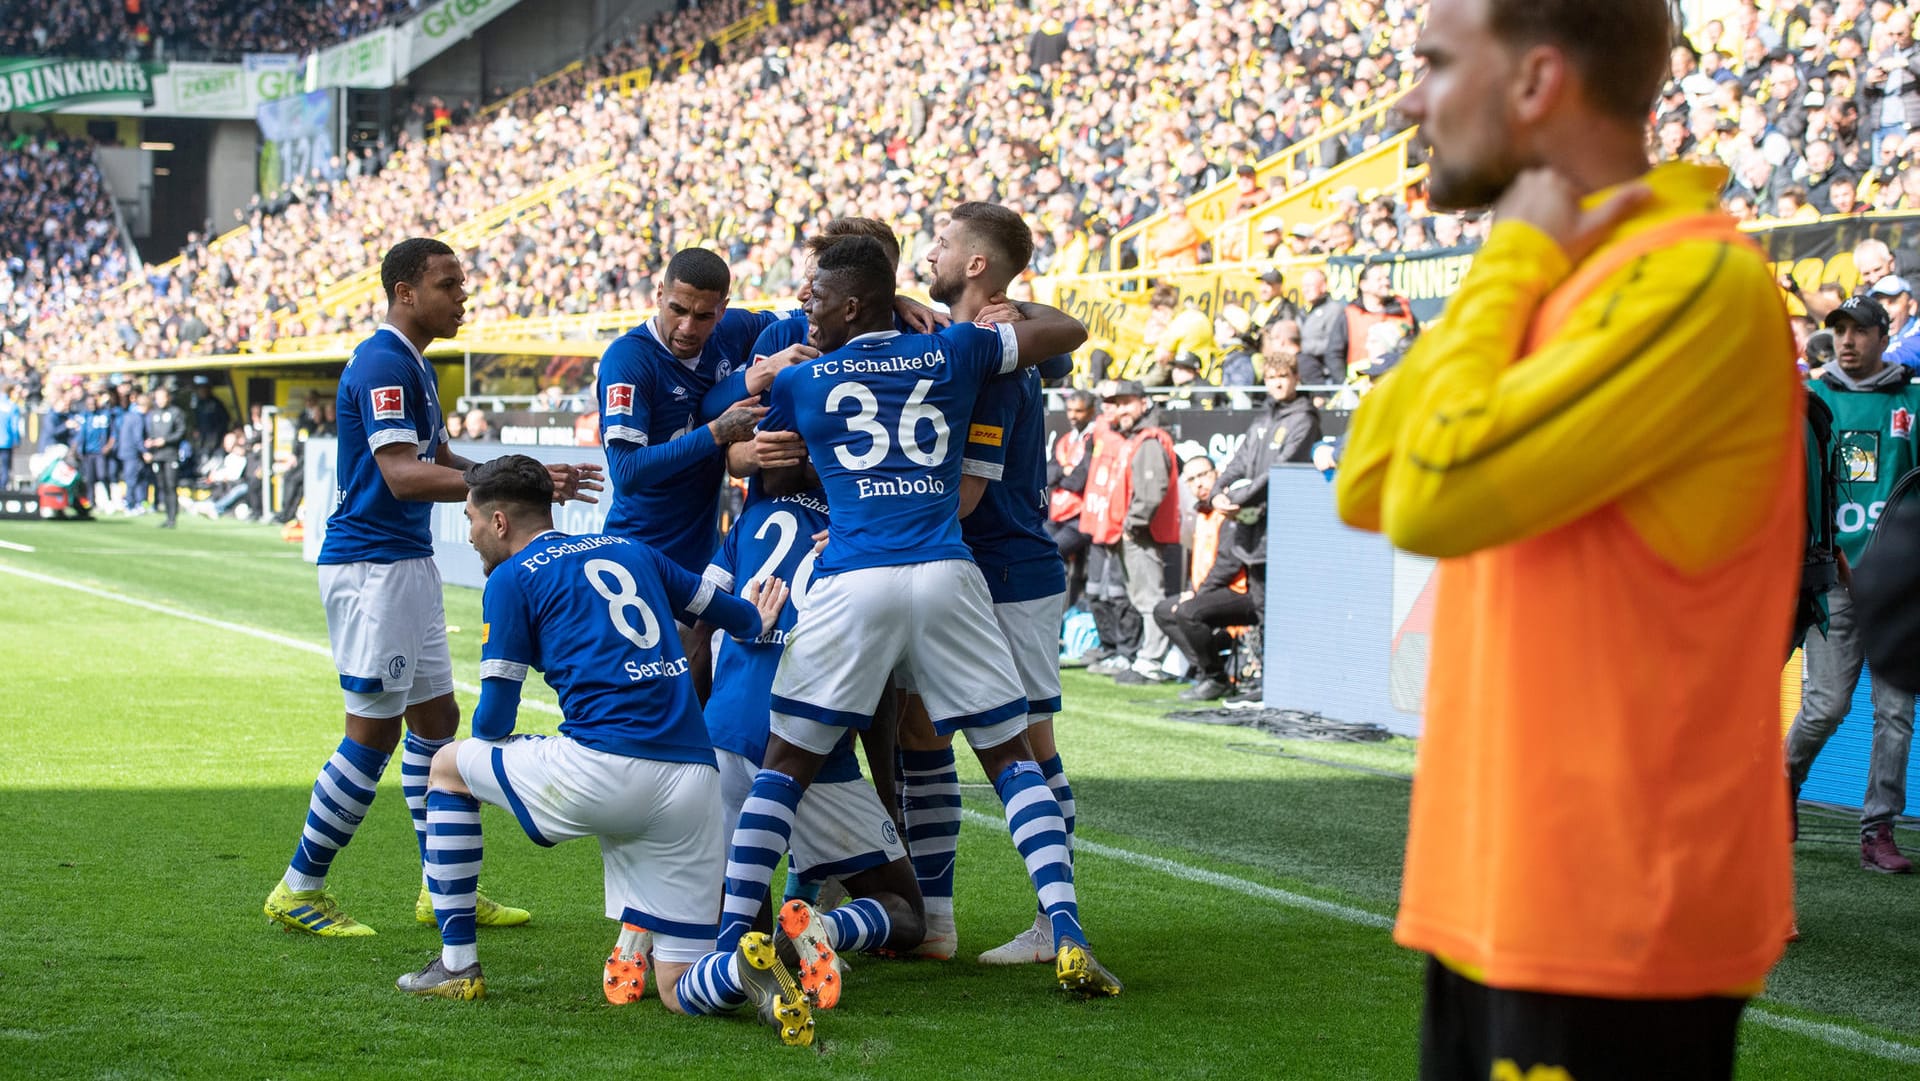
(1214, 394), (1320, 563)
(146, 405), (189, 461)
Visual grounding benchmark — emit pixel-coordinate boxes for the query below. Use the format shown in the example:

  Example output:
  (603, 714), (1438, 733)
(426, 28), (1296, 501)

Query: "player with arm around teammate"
(895, 203), (1082, 964)
(401, 456), (817, 1047)
(719, 236), (1122, 996)
(264, 238), (601, 937)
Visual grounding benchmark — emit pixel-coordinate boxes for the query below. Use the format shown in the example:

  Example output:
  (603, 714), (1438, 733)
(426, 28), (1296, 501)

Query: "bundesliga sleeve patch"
(481, 622), (490, 645)
(606, 383), (636, 416)
(371, 386), (405, 421)
(968, 423), (1005, 447)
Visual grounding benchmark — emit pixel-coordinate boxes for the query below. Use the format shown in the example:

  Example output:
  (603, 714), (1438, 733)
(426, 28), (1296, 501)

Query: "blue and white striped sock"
(717, 769), (802, 953)
(1040, 753), (1076, 850)
(675, 950), (746, 1014)
(901, 747), (960, 926)
(823, 897), (891, 953)
(284, 736), (389, 892)
(401, 732), (451, 870)
(995, 760), (1084, 950)
(426, 789), (482, 971)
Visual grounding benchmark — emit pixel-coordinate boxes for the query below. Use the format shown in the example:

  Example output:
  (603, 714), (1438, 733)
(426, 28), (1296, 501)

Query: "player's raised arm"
(1000, 301), (1087, 369)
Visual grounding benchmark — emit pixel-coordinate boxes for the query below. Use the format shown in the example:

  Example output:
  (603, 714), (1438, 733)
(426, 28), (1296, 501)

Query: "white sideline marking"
(959, 807), (1393, 929)
(4, 558), (1915, 1067)
(0, 539), (35, 552)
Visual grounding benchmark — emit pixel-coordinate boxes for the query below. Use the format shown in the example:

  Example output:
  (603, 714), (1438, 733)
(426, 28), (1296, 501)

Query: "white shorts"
(319, 558), (454, 718)
(458, 735), (724, 964)
(771, 560), (1028, 746)
(996, 591), (1066, 722)
(716, 750), (905, 881)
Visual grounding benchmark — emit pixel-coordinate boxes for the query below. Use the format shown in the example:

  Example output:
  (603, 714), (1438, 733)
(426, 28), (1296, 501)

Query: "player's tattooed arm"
(706, 397), (768, 445)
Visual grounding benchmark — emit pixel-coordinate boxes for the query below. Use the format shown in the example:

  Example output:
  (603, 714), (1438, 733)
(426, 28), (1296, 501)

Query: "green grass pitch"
(1, 517), (1917, 1079)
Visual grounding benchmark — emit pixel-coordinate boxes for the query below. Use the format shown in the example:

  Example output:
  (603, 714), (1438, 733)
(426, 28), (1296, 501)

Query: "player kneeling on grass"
(400, 455), (814, 1047)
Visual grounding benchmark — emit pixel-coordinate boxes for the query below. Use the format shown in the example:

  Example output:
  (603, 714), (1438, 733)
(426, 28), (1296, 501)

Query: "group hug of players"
(260, 203), (1119, 1046)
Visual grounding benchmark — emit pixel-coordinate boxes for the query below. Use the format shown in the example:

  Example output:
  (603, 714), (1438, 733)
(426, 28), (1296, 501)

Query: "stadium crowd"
(5, 0), (1435, 376)
(0, 0), (418, 63)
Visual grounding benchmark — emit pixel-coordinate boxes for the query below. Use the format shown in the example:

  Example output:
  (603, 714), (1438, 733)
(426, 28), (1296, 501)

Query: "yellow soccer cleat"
(604, 923), (651, 1005)
(1056, 941), (1123, 997)
(415, 884), (531, 927)
(396, 955), (486, 1001)
(265, 881), (376, 937)
(737, 932), (815, 1047)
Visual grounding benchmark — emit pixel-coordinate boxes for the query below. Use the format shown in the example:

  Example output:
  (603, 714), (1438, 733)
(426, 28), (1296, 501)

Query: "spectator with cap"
(1250, 268), (1302, 332)
(1788, 293), (1920, 874)
(1874, 273), (1920, 366)
(1164, 351), (1216, 410)
(1081, 379), (1181, 685)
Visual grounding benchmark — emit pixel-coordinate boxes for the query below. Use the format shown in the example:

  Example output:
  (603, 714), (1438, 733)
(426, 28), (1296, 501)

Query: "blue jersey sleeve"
(347, 353), (427, 454)
(475, 569), (536, 740)
(704, 511), (743, 591)
(940, 322), (1020, 386)
(962, 376), (1020, 482)
(649, 545), (759, 638)
(599, 338), (720, 494)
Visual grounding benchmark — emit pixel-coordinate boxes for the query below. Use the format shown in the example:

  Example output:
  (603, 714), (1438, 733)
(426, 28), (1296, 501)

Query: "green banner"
(0, 57), (161, 112)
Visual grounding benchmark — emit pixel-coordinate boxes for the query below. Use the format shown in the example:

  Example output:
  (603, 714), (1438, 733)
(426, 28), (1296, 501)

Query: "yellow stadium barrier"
(478, 60), (585, 119)
(1108, 84), (1414, 270)
(1218, 129), (1428, 261)
(302, 159), (616, 320)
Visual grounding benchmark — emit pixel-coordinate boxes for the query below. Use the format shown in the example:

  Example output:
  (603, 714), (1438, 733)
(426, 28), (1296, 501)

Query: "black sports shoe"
(1179, 677), (1233, 701)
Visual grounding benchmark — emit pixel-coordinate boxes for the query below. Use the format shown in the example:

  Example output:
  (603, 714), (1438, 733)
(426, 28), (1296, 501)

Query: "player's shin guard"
(425, 788), (482, 971)
(675, 950), (747, 1013)
(717, 769), (803, 952)
(994, 760), (1084, 950)
(401, 732), (451, 868)
(823, 897), (891, 952)
(901, 747), (961, 926)
(284, 736), (389, 891)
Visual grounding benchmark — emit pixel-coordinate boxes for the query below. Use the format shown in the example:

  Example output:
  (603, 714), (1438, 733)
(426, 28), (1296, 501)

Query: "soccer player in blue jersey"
(703, 485), (926, 1009)
(899, 202), (1082, 966)
(398, 457), (815, 1046)
(718, 235), (1122, 996)
(264, 238), (602, 937)
(596, 248), (784, 575)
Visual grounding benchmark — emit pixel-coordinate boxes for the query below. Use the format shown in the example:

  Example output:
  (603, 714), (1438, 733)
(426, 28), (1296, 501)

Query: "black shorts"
(1419, 956), (1746, 1081)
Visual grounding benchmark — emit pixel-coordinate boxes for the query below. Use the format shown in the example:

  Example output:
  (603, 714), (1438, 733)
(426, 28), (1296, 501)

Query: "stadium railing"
(1218, 129), (1428, 261)
(1107, 84), (1415, 271)
(478, 60), (585, 119)
(297, 159), (618, 322)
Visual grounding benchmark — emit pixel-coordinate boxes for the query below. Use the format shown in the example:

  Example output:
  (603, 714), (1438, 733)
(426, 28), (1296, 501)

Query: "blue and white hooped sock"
(284, 736), (390, 892)
(995, 760), (1084, 950)
(402, 732), (452, 871)
(822, 897), (891, 953)
(717, 769), (803, 953)
(425, 788), (482, 970)
(1039, 752), (1076, 850)
(675, 949), (746, 1014)
(900, 746), (961, 926)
